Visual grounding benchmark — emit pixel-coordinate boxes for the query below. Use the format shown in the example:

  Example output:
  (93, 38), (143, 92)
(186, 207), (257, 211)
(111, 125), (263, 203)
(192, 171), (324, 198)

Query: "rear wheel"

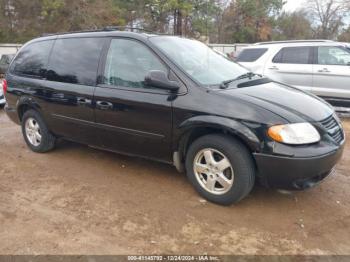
(185, 134), (255, 205)
(22, 110), (56, 153)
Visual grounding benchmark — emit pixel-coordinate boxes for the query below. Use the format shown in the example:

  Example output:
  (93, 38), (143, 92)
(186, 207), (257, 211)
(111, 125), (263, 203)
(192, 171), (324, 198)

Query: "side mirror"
(145, 70), (180, 92)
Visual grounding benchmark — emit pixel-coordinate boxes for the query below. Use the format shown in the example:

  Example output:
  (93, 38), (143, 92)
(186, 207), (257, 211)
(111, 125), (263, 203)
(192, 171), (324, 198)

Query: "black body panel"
(41, 80), (96, 144)
(94, 85), (173, 162)
(255, 142), (345, 189)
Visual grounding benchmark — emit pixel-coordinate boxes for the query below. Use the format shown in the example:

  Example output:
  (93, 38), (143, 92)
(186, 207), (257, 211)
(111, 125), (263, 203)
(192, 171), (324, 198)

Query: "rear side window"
(47, 38), (104, 86)
(317, 46), (350, 65)
(236, 48), (268, 62)
(273, 47), (312, 64)
(10, 40), (53, 78)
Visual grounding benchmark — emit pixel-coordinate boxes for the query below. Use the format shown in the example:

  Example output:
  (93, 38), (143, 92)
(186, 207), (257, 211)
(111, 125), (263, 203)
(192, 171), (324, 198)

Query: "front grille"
(320, 115), (344, 144)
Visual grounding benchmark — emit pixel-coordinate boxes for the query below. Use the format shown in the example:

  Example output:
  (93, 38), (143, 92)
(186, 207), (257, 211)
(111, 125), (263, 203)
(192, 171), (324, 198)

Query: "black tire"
(185, 134), (255, 205)
(21, 109), (56, 153)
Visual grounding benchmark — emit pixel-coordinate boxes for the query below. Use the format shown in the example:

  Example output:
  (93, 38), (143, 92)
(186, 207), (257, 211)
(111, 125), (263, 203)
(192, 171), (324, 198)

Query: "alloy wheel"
(193, 148), (234, 195)
(25, 118), (42, 147)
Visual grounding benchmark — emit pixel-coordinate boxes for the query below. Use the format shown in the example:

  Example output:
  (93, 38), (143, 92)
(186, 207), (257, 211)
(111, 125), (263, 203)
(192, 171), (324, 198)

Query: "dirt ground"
(0, 109), (349, 255)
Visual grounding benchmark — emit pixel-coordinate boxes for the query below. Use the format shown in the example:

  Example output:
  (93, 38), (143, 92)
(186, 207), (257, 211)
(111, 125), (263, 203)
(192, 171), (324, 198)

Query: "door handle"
(268, 66), (279, 70)
(96, 101), (113, 110)
(318, 68), (330, 73)
(77, 98), (92, 106)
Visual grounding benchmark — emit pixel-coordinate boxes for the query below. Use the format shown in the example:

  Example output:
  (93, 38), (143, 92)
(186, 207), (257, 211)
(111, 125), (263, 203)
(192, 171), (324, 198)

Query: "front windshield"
(150, 36), (248, 86)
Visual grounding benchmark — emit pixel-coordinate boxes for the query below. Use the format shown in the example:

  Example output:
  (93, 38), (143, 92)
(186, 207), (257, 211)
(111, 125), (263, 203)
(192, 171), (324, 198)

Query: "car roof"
(254, 40), (333, 45)
(33, 31), (153, 42)
(27, 28), (176, 45)
(338, 42), (350, 47)
(243, 40), (345, 49)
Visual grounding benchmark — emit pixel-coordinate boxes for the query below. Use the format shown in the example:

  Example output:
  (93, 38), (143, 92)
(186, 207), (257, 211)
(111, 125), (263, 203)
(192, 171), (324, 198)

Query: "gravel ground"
(0, 109), (349, 255)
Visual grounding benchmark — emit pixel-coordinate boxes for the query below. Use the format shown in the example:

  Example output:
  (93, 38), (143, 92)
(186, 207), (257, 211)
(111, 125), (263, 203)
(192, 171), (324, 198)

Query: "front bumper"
(254, 143), (345, 190)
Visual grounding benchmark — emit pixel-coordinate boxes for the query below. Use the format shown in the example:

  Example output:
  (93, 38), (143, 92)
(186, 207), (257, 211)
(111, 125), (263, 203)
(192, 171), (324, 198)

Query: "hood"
(217, 81), (334, 123)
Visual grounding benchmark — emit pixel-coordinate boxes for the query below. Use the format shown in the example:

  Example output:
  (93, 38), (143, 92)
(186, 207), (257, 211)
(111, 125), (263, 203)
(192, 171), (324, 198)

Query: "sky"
(283, 0), (350, 26)
(283, 0), (305, 12)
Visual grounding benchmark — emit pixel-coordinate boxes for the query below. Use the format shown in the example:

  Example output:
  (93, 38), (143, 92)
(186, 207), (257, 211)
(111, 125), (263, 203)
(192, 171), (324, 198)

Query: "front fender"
(177, 115), (262, 152)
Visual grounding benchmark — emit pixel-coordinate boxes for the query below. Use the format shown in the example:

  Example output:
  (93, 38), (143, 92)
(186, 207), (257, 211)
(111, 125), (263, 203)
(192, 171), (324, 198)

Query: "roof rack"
(254, 40), (334, 45)
(41, 26), (157, 37)
(102, 26), (154, 33)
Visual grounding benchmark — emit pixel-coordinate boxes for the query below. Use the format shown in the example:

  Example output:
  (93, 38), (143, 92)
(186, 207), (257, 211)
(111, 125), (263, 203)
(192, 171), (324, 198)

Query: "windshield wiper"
(220, 72), (256, 89)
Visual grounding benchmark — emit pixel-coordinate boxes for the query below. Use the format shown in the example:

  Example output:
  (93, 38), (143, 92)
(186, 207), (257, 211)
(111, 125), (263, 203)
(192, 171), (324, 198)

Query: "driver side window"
(318, 46), (350, 66)
(104, 39), (168, 89)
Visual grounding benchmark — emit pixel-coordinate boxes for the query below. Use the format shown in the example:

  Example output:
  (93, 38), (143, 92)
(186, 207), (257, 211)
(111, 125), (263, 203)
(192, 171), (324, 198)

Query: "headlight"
(268, 123), (320, 145)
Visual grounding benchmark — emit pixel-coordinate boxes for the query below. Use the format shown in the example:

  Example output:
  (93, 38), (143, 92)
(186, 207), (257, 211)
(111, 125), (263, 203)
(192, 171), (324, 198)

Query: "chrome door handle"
(268, 66), (279, 70)
(96, 101), (113, 110)
(77, 98), (92, 106)
(318, 68), (330, 73)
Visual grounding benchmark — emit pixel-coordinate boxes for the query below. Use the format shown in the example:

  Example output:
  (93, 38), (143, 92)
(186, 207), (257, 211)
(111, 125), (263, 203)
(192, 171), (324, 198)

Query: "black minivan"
(3, 29), (345, 205)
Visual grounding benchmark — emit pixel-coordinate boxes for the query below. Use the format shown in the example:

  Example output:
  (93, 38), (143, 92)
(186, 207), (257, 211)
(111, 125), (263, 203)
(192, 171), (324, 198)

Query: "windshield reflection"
(150, 36), (248, 86)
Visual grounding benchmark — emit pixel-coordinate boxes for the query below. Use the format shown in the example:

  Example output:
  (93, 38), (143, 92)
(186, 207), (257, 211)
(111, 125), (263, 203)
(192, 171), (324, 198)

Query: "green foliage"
(0, 0), (125, 43)
(222, 0), (285, 43)
(191, 0), (222, 37)
(338, 26), (350, 42)
(0, 0), (348, 44)
(273, 10), (313, 40)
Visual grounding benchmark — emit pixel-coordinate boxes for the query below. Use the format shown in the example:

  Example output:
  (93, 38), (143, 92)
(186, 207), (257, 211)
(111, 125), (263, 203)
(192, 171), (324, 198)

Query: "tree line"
(0, 0), (349, 44)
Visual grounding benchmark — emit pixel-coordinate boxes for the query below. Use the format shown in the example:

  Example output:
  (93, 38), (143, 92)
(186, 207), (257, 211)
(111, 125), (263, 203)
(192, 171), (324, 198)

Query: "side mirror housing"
(145, 70), (180, 92)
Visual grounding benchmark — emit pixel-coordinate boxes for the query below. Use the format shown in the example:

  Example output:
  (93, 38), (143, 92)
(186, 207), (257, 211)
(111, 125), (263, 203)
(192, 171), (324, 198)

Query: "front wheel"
(185, 134), (255, 205)
(21, 110), (56, 153)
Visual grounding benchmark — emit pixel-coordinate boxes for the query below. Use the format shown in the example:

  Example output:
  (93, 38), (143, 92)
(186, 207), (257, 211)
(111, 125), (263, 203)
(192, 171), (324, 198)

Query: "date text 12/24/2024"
(128, 256), (220, 261)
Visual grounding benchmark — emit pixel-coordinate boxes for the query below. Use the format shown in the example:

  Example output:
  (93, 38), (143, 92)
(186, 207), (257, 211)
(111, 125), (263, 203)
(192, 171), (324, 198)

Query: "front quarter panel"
(171, 86), (288, 156)
(177, 115), (262, 152)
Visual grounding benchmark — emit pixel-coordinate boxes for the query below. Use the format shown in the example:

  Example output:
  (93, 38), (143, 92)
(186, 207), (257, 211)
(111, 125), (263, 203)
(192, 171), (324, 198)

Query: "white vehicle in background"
(0, 44), (21, 107)
(209, 43), (250, 59)
(236, 40), (350, 113)
(0, 44), (21, 56)
(0, 81), (5, 107)
(339, 42), (350, 51)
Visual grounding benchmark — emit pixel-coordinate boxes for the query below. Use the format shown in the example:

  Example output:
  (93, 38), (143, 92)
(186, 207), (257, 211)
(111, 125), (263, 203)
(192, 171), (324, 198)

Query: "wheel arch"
(16, 96), (43, 122)
(173, 115), (262, 172)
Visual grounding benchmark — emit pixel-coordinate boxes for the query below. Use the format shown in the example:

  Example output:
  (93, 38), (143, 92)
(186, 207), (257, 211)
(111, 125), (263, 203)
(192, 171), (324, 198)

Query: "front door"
(94, 38), (173, 162)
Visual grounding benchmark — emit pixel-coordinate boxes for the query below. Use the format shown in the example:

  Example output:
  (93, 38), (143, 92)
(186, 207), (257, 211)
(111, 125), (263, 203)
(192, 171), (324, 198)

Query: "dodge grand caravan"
(3, 30), (345, 205)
